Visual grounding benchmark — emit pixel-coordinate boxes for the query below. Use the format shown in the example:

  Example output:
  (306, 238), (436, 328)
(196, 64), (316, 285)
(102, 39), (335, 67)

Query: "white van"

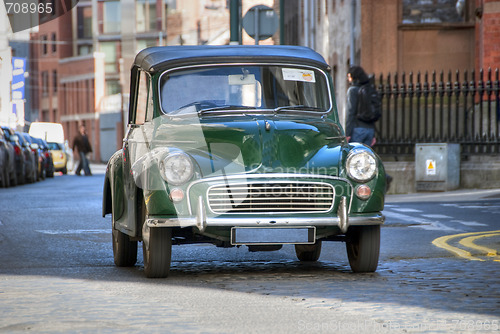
(29, 122), (72, 174)
(29, 122), (65, 143)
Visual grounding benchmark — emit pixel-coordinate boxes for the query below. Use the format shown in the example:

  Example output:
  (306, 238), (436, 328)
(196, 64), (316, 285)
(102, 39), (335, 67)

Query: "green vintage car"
(102, 45), (386, 278)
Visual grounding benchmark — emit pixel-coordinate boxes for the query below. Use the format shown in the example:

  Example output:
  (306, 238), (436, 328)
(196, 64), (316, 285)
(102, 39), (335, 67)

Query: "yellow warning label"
(426, 159), (436, 175)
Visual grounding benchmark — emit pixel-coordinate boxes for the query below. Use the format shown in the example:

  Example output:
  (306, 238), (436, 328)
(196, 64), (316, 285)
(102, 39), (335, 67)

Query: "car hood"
(150, 113), (345, 178)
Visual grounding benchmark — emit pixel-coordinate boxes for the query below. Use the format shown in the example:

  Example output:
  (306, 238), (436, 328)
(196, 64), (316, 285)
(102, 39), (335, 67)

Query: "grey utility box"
(415, 143), (460, 192)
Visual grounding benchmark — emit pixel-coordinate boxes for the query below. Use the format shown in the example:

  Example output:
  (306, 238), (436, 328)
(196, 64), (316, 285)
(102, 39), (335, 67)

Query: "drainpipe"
(229, 0), (239, 45)
(310, 0), (315, 50)
(304, 0), (309, 48)
(350, 0), (356, 66)
(280, 0), (284, 45)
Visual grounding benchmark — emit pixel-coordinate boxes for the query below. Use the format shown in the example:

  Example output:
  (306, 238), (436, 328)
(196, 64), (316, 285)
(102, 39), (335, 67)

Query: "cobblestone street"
(0, 169), (499, 333)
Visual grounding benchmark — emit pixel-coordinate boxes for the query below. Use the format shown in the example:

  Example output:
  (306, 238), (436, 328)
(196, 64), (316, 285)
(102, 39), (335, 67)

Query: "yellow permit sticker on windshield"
(282, 68), (316, 83)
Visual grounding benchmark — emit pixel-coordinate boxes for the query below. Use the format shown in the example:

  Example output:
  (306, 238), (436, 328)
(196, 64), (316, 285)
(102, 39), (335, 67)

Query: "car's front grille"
(207, 182), (335, 214)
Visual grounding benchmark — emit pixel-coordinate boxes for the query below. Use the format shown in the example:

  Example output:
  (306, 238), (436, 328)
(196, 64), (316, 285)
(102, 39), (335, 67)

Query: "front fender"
(102, 150), (125, 220)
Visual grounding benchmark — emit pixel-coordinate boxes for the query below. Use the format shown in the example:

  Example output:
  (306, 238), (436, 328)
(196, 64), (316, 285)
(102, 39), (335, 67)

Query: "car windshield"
(159, 65), (331, 115)
(47, 142), (62, 150)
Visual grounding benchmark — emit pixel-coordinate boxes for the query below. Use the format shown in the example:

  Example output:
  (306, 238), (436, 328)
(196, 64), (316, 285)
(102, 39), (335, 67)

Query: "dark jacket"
(345, 82), (376, 137)
(73, 133), (92, 154)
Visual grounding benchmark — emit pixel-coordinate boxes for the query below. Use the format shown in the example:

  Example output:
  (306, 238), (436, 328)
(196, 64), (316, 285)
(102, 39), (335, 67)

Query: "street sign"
(242, 5), (278, 44)
(12, 57), (26, 101)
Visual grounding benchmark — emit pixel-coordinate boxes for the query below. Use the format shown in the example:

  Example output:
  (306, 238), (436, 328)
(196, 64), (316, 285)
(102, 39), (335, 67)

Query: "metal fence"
(374, 68), (500, 156)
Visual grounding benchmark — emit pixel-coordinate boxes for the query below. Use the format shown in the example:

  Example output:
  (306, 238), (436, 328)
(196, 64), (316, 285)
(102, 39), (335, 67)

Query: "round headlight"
(159, 152), (194, 186)
(346, 150), (377, 182)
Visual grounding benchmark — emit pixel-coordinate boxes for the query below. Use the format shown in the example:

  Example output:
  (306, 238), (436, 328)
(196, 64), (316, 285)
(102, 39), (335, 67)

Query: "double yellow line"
(432, 230), (500, 262)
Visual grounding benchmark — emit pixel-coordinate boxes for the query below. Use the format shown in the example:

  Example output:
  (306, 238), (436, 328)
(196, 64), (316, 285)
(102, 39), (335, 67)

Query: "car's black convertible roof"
(133, 45), (330, 73)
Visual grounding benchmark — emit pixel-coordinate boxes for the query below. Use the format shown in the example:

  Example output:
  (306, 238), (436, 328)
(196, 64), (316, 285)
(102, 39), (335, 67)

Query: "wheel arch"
(103, 150), (125, 220)
(102, 175), (112, 217)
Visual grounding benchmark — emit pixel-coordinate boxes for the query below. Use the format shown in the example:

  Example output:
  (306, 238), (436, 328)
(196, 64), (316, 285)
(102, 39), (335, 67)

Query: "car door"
(119, 69), (155, 235)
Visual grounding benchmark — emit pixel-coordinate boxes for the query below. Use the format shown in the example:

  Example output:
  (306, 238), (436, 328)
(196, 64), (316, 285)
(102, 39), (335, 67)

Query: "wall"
(59, 53), (105, 162)
(361, 0), (475, 75)
(476, 0), (500, 70)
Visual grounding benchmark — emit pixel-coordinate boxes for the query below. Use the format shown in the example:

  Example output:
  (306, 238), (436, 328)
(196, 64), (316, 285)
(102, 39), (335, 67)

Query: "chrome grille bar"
(207, 182), (335, 214)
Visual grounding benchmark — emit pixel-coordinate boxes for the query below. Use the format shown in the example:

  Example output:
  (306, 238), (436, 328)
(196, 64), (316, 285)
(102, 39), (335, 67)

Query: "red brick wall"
(476, 0), (500, 71)
(59, 56), (102, 162)
(35, 11), (73, 124)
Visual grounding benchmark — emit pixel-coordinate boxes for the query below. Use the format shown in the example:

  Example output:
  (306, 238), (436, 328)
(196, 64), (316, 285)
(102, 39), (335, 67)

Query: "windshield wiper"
(199, 105), (258, 113)
(273, 105), (326, 113)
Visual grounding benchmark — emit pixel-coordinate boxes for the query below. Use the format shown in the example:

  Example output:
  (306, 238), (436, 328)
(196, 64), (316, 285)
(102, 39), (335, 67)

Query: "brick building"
(287, 0), (499, 123)
(476, 0), (500, 70)
(31, 0), (230, 162)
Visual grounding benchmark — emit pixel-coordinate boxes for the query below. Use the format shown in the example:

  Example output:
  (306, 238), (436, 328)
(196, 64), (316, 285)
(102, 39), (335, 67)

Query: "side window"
(136, 71), (149, 125)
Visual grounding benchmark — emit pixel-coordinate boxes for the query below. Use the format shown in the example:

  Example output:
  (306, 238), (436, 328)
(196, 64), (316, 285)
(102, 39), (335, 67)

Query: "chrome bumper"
(145, 196), (384, 233)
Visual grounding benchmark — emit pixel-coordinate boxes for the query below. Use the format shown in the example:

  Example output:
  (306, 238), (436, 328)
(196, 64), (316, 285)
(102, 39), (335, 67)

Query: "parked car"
(31, 137), (54, 179)
(0, 127), (14, 187)
(103, 46), (386, 278)
(46, 142), (68, 174)
(29, 122), (68, 174)
(15, 131), (37, 183)
(31, 137), (52, 180)
(20, 133), (41, 182)
(0, 126), (21, 186)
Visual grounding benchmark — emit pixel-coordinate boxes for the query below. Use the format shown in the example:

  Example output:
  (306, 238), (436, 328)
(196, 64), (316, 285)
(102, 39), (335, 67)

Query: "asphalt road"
(0, 166), (499, 333)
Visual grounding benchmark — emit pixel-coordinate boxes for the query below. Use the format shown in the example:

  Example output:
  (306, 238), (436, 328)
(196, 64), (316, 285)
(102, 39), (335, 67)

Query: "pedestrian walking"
(72, 124), (92, 176)
(346, 66), (392, 191)
(345, 66), (381, 146)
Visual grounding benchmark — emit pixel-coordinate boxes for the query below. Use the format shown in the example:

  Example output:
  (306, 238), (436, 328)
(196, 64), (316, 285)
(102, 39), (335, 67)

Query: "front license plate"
(231, 227), (316, 245)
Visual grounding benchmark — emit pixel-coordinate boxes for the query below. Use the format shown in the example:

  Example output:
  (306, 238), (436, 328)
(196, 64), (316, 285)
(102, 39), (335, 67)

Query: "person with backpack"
(346, 66), (392, 191)
(345, 66), (381, 146)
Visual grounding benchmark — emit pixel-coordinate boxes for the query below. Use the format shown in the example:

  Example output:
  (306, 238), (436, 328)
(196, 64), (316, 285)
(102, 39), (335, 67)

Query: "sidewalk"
(386, 188), (500, 203)
(89, 163), (107, 174)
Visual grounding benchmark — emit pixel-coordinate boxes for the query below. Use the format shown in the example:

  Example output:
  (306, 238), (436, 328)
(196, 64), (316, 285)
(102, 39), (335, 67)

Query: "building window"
(51, 33), (57, 53)
(105, 80), (121, 95)
(78, 44), (93, 56)
(41, 35), (48, 55)
(137, 0), (158, 32)
(100, 42), (118, 73)
(77, 5), (93, 39)
(42, 71), (49, 96)
(136, 39), (158, 53)
(53, 70), (58, 93)
(402, 0), (472, 24)
(42, 110), (49, 122)
(102, 0), (121, 34)
(165, 0), (176, 12)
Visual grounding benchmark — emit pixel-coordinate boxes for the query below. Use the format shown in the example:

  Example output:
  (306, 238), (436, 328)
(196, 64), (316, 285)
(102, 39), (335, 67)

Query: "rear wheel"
(295, 241), (322, 261)
(345, 226), (380, 273)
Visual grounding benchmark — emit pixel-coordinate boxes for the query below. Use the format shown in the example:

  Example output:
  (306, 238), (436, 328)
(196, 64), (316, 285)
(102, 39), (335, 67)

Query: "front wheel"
(112, 227), (138, 267)
(143, 226), (172, 278)
(295, 241), (322, 261)
(346, 226), (380, 273)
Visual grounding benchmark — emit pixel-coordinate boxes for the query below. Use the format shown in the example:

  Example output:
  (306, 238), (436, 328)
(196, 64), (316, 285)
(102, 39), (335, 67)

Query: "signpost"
(242, 5), (278, 45)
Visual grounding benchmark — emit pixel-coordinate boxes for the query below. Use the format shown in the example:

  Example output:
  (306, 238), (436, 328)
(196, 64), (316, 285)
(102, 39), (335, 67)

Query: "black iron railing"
(374, 68), (500, 156)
